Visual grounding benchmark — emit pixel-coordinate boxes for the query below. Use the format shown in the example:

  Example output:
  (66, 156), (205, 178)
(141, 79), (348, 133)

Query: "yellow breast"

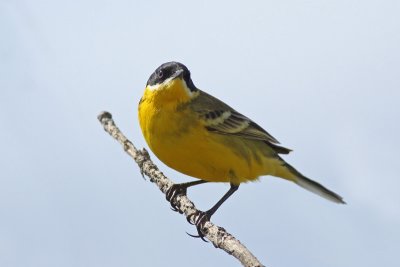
(138, 81), (274, 185)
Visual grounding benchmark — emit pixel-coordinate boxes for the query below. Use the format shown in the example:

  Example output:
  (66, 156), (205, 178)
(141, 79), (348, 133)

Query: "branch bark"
(97, 111), (265, 267)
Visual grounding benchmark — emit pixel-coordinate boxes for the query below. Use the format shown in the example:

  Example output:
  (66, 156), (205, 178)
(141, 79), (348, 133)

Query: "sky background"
(1, 0), (399, 266)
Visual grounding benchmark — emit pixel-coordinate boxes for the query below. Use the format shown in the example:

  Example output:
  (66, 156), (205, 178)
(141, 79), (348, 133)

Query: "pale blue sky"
(1, 0), (399, 266)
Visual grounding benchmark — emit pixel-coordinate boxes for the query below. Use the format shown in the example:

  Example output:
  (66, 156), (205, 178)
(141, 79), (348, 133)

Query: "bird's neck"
(144, 80), (199, 109)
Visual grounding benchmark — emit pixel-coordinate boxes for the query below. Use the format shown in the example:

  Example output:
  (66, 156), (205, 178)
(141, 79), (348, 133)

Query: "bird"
(138, 61), (345, 239)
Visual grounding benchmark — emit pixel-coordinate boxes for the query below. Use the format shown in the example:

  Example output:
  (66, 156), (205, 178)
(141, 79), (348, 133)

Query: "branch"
(97, 111), (265, 267)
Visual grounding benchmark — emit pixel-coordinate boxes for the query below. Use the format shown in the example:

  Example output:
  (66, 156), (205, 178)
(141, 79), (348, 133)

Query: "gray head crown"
(147, 62), (197, 92)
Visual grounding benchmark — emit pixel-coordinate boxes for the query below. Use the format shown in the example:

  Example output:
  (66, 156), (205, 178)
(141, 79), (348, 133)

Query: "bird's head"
(144, 62), (199, 104)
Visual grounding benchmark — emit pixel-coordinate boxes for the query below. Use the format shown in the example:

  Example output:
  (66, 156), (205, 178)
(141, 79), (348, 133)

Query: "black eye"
(157, 69), (164, 78)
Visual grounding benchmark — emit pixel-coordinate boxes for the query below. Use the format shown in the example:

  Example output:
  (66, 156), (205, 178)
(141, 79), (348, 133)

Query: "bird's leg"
(187, 183), (239, 242)
(166, 180), (208, 213)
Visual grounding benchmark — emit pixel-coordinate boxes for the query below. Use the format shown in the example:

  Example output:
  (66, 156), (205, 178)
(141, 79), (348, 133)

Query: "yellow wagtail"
(138, 62), (345, 239)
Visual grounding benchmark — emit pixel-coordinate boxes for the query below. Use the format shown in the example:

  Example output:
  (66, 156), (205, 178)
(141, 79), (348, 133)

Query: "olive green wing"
(190, 90), (292, 154)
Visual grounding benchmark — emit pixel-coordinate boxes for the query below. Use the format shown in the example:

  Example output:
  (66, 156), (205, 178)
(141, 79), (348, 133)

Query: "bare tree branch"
(97, 111), (265, 267)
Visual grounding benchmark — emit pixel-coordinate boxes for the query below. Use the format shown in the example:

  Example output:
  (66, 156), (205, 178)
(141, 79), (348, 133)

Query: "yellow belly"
(138, 99), (282, 185)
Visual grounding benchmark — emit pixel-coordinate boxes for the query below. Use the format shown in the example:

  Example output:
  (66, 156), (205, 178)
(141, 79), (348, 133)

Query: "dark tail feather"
(268, 142), (292, 154)
(295, 175), (346, 204)
(280, 159), (346, 204)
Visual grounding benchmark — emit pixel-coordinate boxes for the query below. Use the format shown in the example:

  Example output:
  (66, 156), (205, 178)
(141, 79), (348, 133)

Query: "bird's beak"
(172, 69), (184, 80)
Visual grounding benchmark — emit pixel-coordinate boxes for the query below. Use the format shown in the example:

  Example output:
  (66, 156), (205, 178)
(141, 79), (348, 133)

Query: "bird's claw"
(166, 184), (187, 213)
(186, 211), (210, 242)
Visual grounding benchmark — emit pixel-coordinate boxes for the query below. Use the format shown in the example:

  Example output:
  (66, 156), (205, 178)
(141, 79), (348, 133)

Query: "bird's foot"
(186, 210), (211, 242)
(166, 184), (187, 213)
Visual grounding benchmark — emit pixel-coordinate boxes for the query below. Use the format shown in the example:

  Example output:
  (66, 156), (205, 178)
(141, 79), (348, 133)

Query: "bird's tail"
(294, 174), (345, 204)
(275, 159), (345, 204)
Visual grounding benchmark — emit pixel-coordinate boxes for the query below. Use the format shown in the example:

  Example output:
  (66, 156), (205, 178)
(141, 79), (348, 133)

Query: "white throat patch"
(146, 76), (175, 91)
(147, 77), (199, 99)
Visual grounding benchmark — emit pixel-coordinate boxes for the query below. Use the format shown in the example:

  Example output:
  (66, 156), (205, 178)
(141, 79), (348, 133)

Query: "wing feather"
(190, 90), (292, 154)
